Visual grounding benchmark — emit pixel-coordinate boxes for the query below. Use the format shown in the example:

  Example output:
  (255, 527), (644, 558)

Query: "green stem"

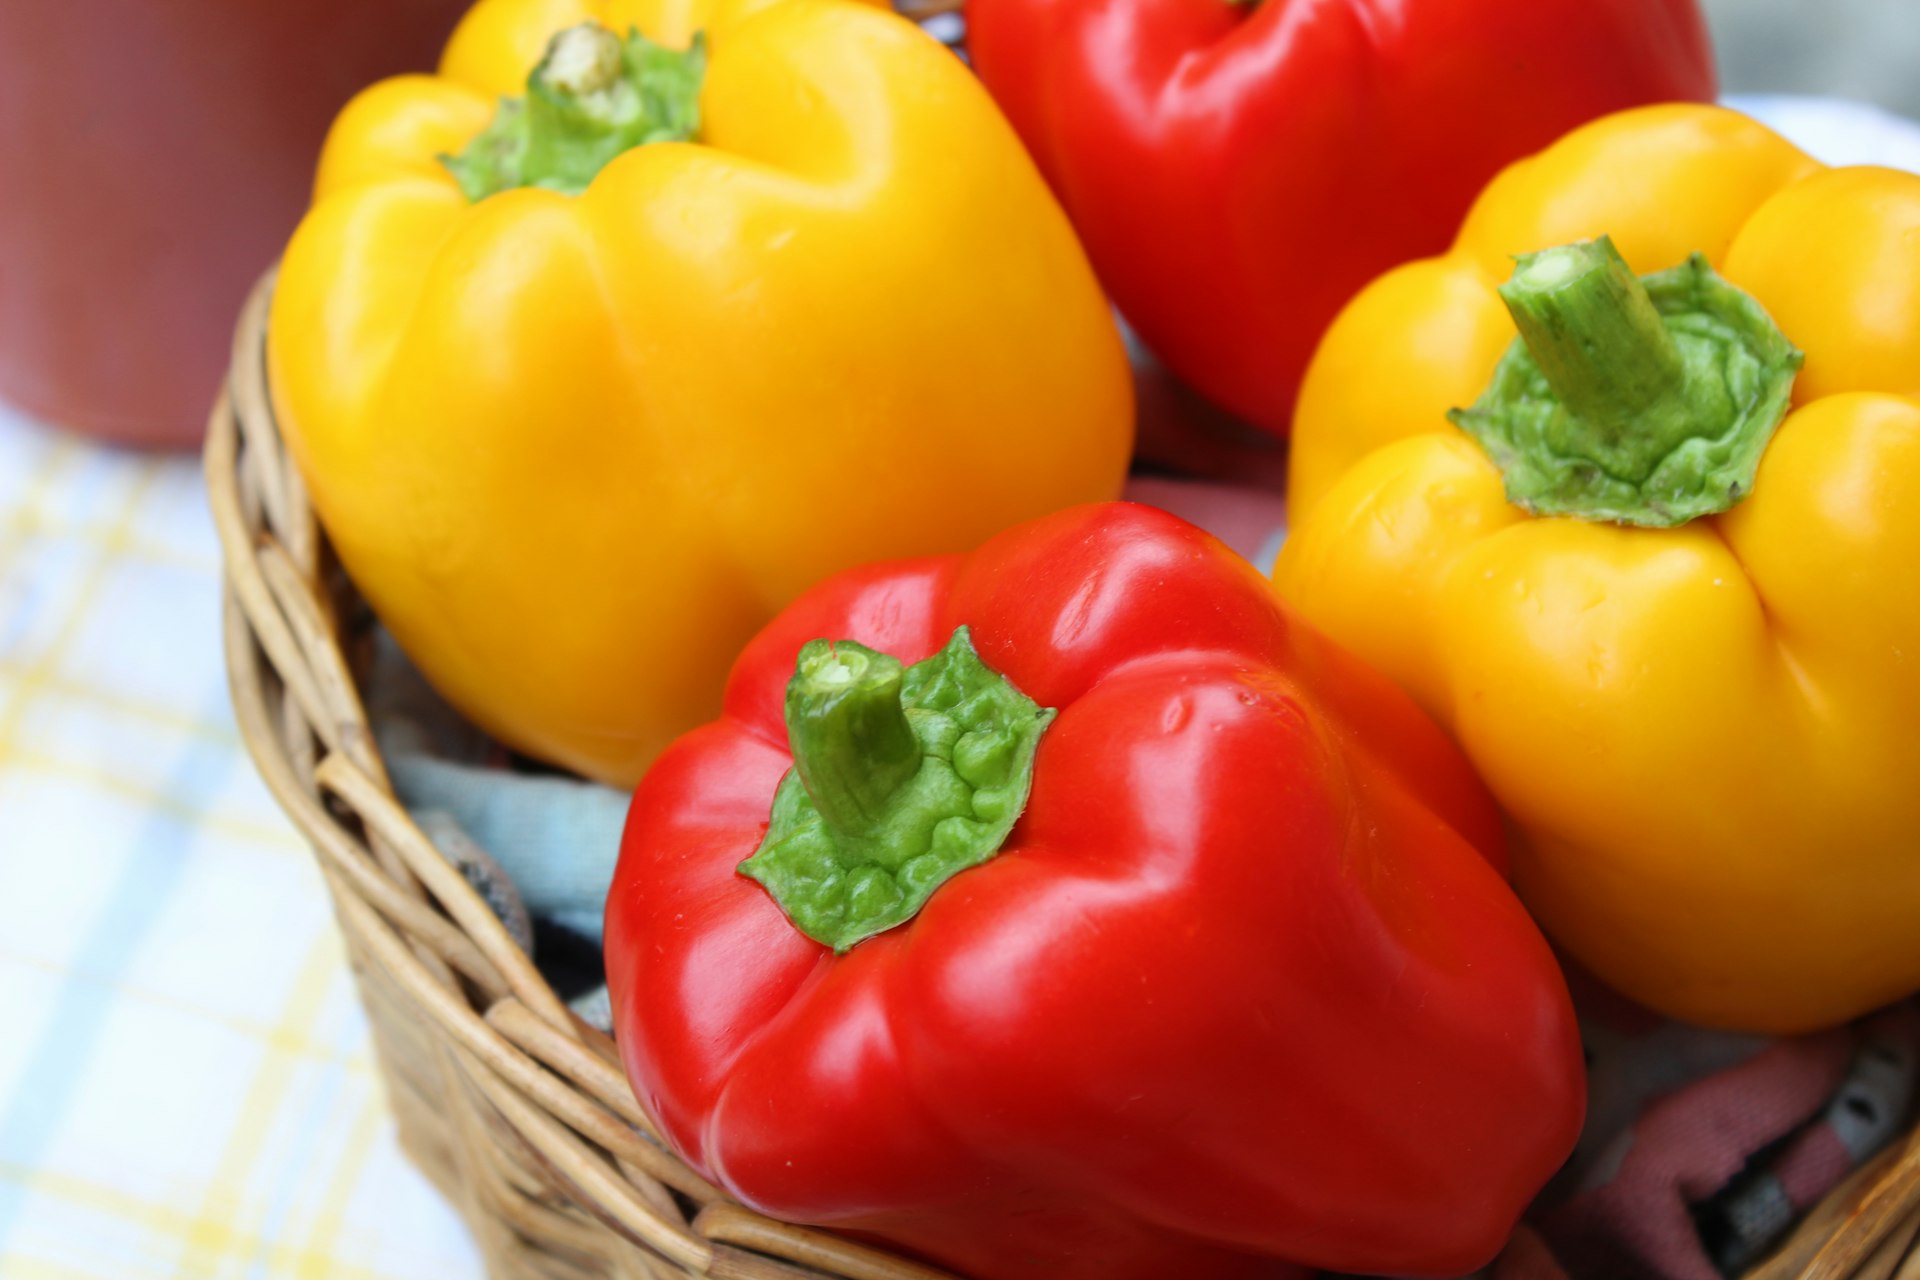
(1450, 235), (1803, 527)
(739, 628), (1055, 953)
(440, 22), (705, 202)
(785, 641), (923, 845)
(1498, 239), (1691, 483)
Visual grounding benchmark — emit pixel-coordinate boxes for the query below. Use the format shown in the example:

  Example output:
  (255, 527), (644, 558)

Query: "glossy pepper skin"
(966, 0), (1714, 438)
(606, 503), (1584, 1280)
(268, 0), (1131, 787)
(1277, 104), (1920, 1034)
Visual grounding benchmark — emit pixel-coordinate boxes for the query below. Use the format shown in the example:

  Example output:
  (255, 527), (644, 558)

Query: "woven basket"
(212, 260), (1920, 1278)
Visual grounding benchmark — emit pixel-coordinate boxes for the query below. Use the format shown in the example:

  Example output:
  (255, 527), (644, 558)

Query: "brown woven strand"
(212, 255), (1920, 1279)
(212, 269), (967, 1279)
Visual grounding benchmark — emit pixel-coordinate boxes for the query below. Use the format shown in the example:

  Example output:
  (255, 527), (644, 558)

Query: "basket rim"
(206, 266), (961, 1280)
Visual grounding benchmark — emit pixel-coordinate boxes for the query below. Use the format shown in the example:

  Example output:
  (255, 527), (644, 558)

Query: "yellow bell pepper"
(268, 0), (1132, 787)
(1275, 104), (1920, 1034)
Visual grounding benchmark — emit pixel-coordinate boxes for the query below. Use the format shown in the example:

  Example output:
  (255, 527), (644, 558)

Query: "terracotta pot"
(0, 0), (469, 448)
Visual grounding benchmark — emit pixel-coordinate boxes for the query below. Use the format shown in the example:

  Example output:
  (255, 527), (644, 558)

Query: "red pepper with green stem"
(605, 503), (1584, 1279)
(965, 0), (1716, 439)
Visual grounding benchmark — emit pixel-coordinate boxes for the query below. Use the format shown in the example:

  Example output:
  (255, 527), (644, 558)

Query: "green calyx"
(739, 627), (1055, 953)
(441, 23), (705, 201)
(1449, 236), (1802, 527)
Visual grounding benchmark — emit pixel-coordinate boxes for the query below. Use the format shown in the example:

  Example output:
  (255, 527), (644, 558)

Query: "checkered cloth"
(0, 406), (481, 1278)
(0, 94), (1911, 1280)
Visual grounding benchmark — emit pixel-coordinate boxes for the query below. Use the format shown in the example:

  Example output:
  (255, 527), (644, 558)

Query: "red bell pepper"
(606, 503), (1583, 1279)
(965, 0), (1716, 438)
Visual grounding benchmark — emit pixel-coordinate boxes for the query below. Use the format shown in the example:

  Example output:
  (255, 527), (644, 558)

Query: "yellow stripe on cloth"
(0, 1162), (407, 1280)
(0, 659), (242, 748)
(169, 932), (345, 1276)
(0, 464), (157, 764)
(7, 750), (304, 851)
(285, 1096), (392, 1280)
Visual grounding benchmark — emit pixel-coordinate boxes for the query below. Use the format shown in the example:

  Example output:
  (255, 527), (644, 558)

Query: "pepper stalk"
(441, 22), (706, 201)
(740, 627), (1055, 952)
(1450, 235), (1802, 527)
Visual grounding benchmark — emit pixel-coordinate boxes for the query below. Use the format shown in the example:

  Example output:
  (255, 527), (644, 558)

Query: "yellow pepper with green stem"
(1276, 104), (1920, 1034)
(268, 0), (1132, 787)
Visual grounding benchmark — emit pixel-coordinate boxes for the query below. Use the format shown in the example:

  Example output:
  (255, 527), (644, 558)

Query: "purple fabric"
(1499, 1003), (1919, 1280)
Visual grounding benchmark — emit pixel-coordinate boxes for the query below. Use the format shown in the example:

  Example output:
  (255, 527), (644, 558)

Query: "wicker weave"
(211, 258), (1920, 1280)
